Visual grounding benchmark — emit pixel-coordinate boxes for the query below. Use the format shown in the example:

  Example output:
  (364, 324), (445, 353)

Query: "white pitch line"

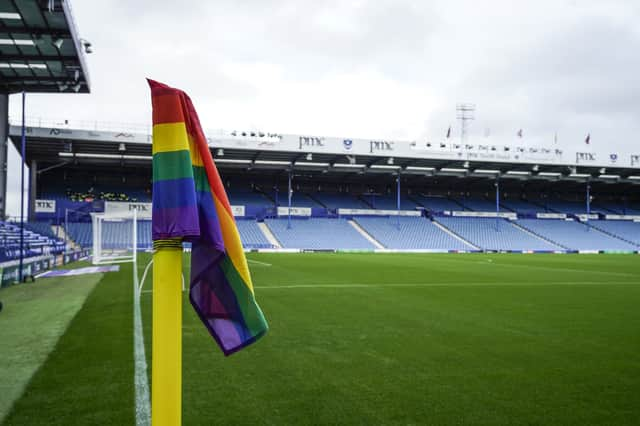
(247, 259), (272, 266)
(255, 281), (637, 289)
(133, 291), (151, 426)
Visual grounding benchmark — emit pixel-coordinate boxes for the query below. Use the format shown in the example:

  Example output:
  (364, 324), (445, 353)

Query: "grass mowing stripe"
(255, 281), (638, 289)
(3, 262), (136, 425)
(0, 264), (101, 423)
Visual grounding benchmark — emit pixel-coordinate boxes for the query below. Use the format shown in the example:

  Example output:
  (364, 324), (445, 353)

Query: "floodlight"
(52, 37), (63, 49)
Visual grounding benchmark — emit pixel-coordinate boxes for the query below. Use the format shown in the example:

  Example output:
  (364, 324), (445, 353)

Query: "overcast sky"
(6, 0), (640, 215)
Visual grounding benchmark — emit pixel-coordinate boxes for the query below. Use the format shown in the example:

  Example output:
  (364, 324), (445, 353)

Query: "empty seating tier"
(236, 220), (273, 249)
(265, 218), (374, 250)
(435, 217), (560, 251)
(516, 219), (638, 251)
(355, 217), (470, 250)
(587, 220), (640, 246)
(414, 196), (464, 212)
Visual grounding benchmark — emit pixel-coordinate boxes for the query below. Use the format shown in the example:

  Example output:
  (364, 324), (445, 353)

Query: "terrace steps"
(585, 222), (640, 247)
(53, 225), (78, 250)
(510, 221), (566, 250)
(431, 220), (480, 250)
(348, 220), (385, 249)
(257, 222), (282, 249)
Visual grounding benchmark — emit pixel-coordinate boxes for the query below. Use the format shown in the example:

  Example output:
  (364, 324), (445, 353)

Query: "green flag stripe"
(153, 150), (193, 182)
(220, 256), (269, 337)
(192, 166), (211, 193)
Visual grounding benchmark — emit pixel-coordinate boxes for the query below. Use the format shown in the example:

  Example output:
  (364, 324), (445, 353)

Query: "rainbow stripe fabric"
(149, 79), (268, 355)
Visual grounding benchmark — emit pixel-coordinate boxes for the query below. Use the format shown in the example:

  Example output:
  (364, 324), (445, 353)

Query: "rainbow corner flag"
(148, 79), (268, 355)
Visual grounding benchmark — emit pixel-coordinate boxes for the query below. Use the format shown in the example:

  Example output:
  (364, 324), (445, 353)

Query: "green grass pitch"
(2, 253), (640, 425)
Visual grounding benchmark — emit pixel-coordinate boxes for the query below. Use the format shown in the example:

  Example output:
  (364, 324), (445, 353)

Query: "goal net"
(91, 210), (138, 267)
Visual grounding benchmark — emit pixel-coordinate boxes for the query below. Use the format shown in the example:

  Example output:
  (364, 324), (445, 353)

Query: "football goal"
(91, 210), (138, 268)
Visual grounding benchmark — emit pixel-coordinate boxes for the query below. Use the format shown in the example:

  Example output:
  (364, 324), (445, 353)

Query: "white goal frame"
(91, 209), (138, 269)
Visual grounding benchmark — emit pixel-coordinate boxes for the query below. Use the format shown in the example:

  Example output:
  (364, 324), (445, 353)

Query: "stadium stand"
(236, 220), (274, 249)
(499, 199), (544, 214)
(227, 189), (273, 207)
(281, 193), (323, 208)
(435, 217), (561, 251)
(65, 222), (92, 248)
(543, 199), (609, 214)
(265, 218), (375, 250)
(24, 221), (57, 239)
(452, 197), (497, 212)
(360, 194), (420, 210)
(587, 220), (640, 246)
(594, 203), (640, 215)
(0, 221), (65, 261)
(515, 219), (638, 251)
(413, 195), (464, 212)
(354, 217), (471, 250)
(310, 192), (369, 209)
(65, 221), (152, 250)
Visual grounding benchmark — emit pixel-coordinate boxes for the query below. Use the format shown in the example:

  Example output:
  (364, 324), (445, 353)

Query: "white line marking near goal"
(247, 259), (272, 267)
(133, 291), (151, 426)
(255, 281), (637, 289)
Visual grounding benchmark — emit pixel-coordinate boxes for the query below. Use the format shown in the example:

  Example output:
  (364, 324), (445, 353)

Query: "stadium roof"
(9, 124), (640, 195)
(0, 0), (90, 94)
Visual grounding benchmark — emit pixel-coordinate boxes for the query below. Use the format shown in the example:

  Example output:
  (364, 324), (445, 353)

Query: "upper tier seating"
(276, 193), (323, 208)
(413, 195), (464, 212)
(355, 217), (470, 250)
(265, 218), (374, 250)
(515, 219), (638, 251)
(227, 190), (273, 207)
(435, 217), (560, 251)
(500, 199), (544, 214)
(594, 203), (640, 215)
(311, 192), (369, 209)
(453, 197), (498, 212)
(360, 194), (420, 210)
(544, 199), (610, 215)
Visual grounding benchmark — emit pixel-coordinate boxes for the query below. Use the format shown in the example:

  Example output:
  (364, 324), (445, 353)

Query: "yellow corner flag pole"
(152, 239), (183, 426)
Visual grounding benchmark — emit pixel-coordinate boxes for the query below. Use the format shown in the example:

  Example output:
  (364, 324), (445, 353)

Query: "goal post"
(91, 209), (138, 267)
